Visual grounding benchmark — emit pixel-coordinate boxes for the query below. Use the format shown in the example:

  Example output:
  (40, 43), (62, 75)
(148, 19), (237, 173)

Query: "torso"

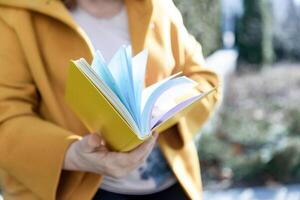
(70, 5), (177, 195)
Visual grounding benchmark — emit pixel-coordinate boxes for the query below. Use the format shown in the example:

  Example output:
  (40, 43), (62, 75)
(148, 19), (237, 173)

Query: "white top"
(70, 6), (176, 195)
(71, 5), (130, 62)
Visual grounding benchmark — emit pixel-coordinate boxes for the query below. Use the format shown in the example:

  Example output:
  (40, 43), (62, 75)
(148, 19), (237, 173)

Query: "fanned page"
(140, 76), (197, 136)
(75, 59), (140, 134)
(142, 76), (198, 129)
(91, 46), (148, 138)
(82, 45), (216, 139)
(151, 87), (217, 130)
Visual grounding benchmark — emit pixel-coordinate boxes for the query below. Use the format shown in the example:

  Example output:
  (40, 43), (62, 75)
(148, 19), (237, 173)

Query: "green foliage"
(236, 0), (274, 69)
(287, 110), (300, 136)
(173, 0), (222, 57)
(266, 138), (300, 182)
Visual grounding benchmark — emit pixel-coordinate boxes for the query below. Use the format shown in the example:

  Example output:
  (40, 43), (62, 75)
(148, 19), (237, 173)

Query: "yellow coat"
(0, 0), (220, 199)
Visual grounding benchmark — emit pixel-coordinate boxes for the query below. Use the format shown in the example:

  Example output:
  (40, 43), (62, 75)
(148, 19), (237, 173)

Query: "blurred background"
(174, 0), (300, 199)
(0, 1), (298, 200)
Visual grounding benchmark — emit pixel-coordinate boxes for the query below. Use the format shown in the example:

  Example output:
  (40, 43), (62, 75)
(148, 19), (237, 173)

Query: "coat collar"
(0, 0), (153, 55)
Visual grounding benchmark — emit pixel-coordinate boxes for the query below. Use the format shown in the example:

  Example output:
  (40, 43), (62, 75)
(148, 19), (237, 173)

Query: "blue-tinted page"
(131, 49), (148, 129)
(141, 77), (195, 136)
(91, 51), (121, 97)
(132, 49), (148, 113)
(91, 51), (130, 111)
(107, 46), (140, 126)
(124, 46), (142, 129)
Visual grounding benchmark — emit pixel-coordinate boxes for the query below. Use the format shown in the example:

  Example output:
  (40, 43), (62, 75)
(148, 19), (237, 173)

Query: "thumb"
(80, 134), (102, 153)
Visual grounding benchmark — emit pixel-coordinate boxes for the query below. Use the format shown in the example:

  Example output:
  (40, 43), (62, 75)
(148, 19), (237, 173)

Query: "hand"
(63, 132), (158, 178)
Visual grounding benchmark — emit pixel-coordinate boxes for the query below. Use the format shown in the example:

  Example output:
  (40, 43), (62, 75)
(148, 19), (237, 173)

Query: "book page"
(151, 88), (217, 132)
(107, 47), (136, 117)
(75, 59), (140, 134)
(141, 76), (197, 136)
(92, 47), (144, 131)
(131, 49), (148, 117)
(91, 50), (131, 113)
(150, 81), (198, 120)
(151, 93), (200, 129)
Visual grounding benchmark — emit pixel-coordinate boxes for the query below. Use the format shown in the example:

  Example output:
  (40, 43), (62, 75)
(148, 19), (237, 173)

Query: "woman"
(0, 0), (220, 199)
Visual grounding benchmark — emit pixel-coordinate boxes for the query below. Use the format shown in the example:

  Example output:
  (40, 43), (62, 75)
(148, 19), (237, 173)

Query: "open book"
(65, 46), (216, 151)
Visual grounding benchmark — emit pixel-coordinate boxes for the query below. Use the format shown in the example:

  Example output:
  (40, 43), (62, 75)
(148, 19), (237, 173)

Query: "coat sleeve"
(168, 1), (222, 142)
(0, 17), (82, 200)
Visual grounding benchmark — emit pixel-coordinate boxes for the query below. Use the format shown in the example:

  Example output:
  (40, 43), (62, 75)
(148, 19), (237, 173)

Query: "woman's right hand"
(63, 132), (158, 178)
